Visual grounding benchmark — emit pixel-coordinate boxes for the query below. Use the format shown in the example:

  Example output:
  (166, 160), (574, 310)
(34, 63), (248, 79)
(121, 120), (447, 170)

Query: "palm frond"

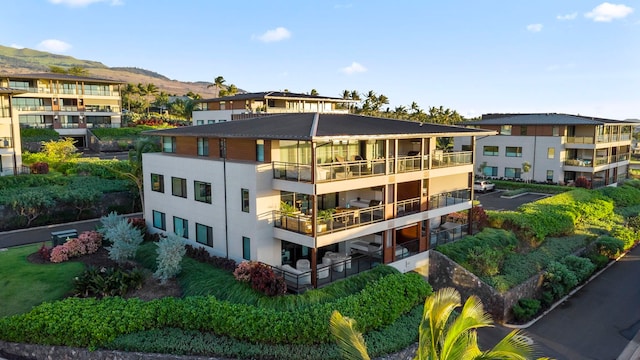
(329, 310), (371, 360)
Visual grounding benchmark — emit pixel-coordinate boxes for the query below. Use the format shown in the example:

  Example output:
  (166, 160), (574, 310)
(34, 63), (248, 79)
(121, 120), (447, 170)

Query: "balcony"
(397, 197), (421, 217)
(428, 189), (471, 210)
(565, 136), (595, 144)
(273, 150), (472, 183)
(273, 202), (386, 236)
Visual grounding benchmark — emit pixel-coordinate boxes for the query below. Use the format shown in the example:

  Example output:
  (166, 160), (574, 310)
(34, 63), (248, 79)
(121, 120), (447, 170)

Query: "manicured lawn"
(0, 244), (84, 317)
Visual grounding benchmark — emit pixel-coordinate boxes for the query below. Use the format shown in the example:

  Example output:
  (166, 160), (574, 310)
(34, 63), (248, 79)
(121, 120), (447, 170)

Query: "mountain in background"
(0, 44), (219, 98)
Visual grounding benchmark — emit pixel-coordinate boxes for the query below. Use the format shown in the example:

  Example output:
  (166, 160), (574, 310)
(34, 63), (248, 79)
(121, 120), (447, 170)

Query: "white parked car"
(474, 180), (495, 193)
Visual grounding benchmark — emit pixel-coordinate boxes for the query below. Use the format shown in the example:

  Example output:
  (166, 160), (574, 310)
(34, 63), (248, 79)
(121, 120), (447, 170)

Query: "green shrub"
(610, 225), (638, 251)
(436, 228), (517, 264)
(0, 271), (430, 348)
(73, 266), (144, 298)
(512, 298), (541, 322)
(467, 246), (503, 276)
(594, 235), (625, 259)
(543, 261), (578, 300)
(20, 128), (59, 143)
(561, 255), (596, 283)
(490, 180), (569, 194)
(598, 184), (640, 207)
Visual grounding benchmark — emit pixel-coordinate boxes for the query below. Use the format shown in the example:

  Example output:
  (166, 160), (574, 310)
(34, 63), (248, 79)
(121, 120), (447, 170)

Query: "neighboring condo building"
(456, 113), (637, 187)
(0, 73), (123, 147)
(0, 87), (25, 175)
(143, 113), (493, 291)
(192, 91), (354, 125)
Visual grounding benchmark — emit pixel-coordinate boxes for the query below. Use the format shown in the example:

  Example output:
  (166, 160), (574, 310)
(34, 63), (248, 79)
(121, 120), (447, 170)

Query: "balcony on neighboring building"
(0, 137), (13, 149)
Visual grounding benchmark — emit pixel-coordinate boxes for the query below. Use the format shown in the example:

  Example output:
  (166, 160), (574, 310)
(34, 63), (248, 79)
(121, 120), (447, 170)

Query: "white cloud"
(526, 23), (543, 32)
(557, 12), (578, 20)
(254, 27), (291, 43)
(585, 2), (633, 22)
(10, 44), (24, 49)
(340, 62), (367, 75)
(48, 0), (122, 7)
(37, 39), (72, 53)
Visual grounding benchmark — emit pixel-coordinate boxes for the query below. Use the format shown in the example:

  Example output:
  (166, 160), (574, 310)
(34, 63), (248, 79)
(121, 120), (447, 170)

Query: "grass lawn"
(0, 244), (84, 317)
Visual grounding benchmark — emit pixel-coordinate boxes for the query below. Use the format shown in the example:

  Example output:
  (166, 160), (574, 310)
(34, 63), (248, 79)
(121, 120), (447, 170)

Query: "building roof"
(0, 73), (123, 84)
(144, 113), (493, 140)
(464, 113), (640, 126)
(196, 91), (353, 103)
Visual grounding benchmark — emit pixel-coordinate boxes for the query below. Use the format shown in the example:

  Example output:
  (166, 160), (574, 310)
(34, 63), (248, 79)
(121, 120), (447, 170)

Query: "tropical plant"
(522, 162), (532, 183)
(208, 75), (226, 97)
(105, 219), (144, 263)
(330, 287), (543, 360)
(154, 232), (186, 284)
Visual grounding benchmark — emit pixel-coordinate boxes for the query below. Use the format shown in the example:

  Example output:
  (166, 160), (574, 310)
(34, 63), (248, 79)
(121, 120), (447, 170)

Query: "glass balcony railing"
(431, 151), (472, 168)
(397, 197), (421, 217)
(274, 151), (472, 183)
(428, 189), (471, 210)
(0, 137), (13, 148)
(565, 136), (594, 144)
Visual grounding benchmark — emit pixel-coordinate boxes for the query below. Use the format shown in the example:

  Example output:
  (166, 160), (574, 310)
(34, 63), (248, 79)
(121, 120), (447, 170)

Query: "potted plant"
(317, 208), (336, 231)
(280, 201), (297, 216)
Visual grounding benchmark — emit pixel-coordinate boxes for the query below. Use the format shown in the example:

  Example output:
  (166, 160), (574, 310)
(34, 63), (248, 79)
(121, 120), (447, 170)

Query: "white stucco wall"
(191, 110), (234, 125)
(142, 153), (282, 265)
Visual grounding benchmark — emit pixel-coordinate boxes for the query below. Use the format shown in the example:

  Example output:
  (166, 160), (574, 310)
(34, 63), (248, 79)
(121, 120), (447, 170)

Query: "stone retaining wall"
(428, 251), (544, 323)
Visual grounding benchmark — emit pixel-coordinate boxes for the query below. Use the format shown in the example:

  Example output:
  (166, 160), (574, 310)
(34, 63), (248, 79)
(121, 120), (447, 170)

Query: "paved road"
(475, 189), (549, 211)
(0, 213), (141, 248)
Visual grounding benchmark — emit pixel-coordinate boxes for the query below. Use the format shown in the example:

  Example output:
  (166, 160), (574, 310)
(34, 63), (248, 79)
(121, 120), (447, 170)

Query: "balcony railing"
(15, 106), (53, 111)
(0, 107), (9, 117)
(428, 189), (471, 210)
(431, 151), (472, 168)
(430, 223), (469, 247)
(274, 151), (472, 183)
(564, 159), (592, 167)
(397, 197), (421, 217)
(274, 203), (387, 236)
(565, 136), (594, 144)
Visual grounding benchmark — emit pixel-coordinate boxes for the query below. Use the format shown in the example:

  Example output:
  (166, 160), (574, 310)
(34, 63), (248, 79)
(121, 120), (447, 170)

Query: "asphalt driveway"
(475, 189), (549, 211)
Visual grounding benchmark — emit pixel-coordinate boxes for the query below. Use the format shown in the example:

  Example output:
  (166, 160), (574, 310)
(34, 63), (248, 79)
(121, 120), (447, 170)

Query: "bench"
(51, 229), (78, 247)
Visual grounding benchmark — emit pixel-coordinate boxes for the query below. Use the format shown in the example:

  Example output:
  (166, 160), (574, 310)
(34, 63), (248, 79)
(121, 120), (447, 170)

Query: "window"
(196, 120), (204, 125)
(172, 177), (187, 198)
(520, 126), (527, 135)
(162, 136), (176, 153)
(256, 140), (264, 162)
(241, 188), (250, 213)
(152, 210), (166, 230)
(173, 216), (188, 238)
(505, 147), (522, 157)
(547, 170), (554, 182)
(207, 120), (215, 124)
(194, 181), (212, 203)
(552, 126), (560, 136)
(197, 137), (209, 156)
(483, 146), (499, 156)
(461, 145), (472, 151)
(195, 223), (213, 246)
(483, 166), (498, 177)
(151, 173), (164, 193)
(547, 147), (555, 159)
(500, 125), (512, 135)
(242, 236), (251, 260)
(504, 167), (522, 179)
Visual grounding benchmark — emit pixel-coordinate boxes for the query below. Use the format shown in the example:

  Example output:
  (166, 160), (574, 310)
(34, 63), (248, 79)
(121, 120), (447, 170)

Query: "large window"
(194, 181), (211, 203)
(505, 147), (522, 157)
(241, 188), (250, 213)
(152, 210), (166, 230)
(505, 167), (522, 179)
(520, 126), (527, 135)
(256, 140), (264, 162)
(162, 136), (176, 153)
(242, 236), (251, 260)
(197, 138), (209, 156)
(196, 223), (213, 247)
(500, 125), (512, 135)
(172, 177), (187, 198)
(151, 173), (164, 193)
(483, 166), (498, 177)
(483, 146), (499, 156)
(173, 216), (188, 238)
(547, 147), (555, 159)
(552, 126), (560, 136)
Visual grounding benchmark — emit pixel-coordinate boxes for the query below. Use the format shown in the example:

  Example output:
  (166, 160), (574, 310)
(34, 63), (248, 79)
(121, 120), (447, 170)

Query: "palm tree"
(394, 105), (408, 119)
(207, 76), (226, 97)
(331, 287), (543, 360)
(310, 89), (319, 96)
(219, 83), (238, 97)
(139, 83), (159, 116)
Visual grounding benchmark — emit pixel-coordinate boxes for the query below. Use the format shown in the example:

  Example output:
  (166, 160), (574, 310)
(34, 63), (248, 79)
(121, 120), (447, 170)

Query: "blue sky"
(2, 0), (638, 119)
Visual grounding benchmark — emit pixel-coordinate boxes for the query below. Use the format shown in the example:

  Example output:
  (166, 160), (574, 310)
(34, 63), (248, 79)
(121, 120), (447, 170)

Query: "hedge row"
(0, 272), (431, 348)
